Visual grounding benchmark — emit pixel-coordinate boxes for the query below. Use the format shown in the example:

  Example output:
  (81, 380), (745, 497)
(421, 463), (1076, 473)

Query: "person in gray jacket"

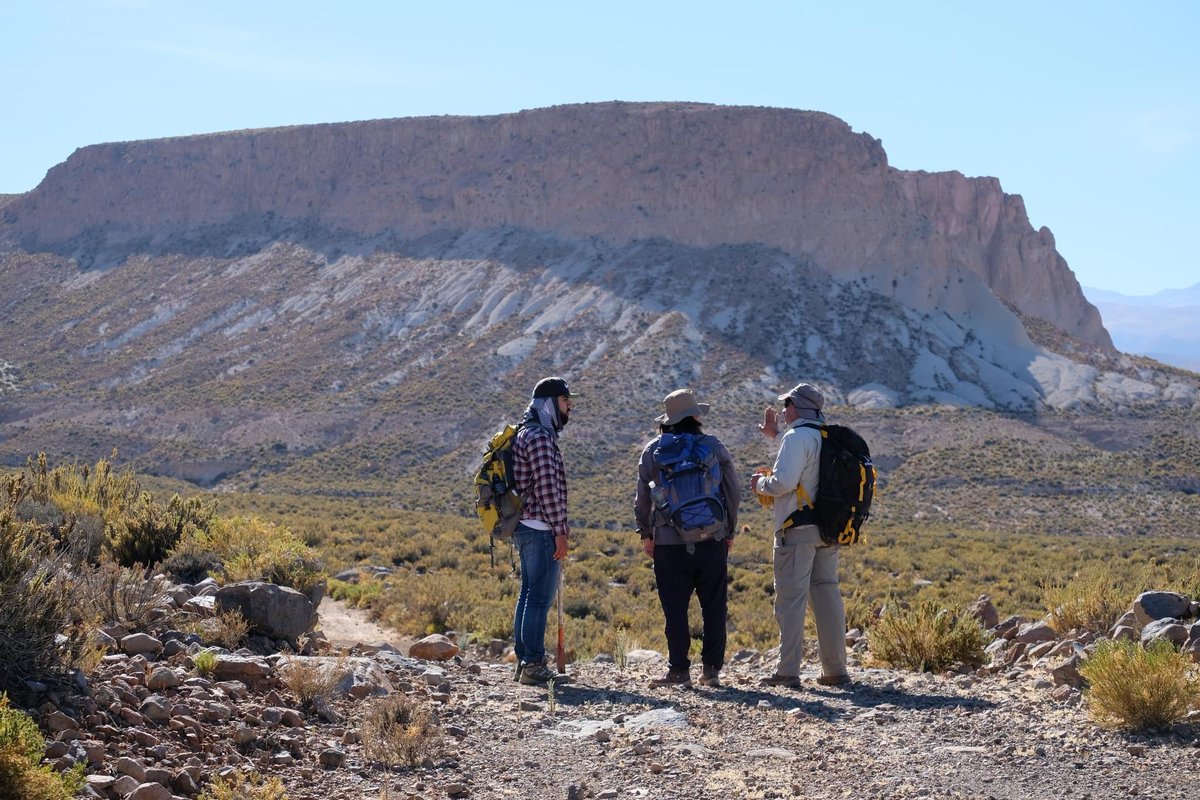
(751, 383), (850, 688)
(635, 389), (740, 688)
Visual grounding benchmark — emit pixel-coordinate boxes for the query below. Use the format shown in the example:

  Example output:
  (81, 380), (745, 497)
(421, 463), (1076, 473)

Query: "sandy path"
(317, 597), (416, 652)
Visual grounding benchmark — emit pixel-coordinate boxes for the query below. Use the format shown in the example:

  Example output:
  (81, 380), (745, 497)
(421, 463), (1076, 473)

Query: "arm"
(716, 439), (740, 538)
(635, 442), (656, 557)
(755, 429), (803, 499)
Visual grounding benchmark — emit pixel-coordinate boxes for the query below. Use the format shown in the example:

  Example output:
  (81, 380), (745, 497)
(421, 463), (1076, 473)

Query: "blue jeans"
(512, 525), (560, 665)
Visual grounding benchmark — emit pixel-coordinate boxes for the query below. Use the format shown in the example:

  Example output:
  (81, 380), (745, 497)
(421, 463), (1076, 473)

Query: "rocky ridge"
(2, 103), (1107, 351)
(27, 579), (1200, 800)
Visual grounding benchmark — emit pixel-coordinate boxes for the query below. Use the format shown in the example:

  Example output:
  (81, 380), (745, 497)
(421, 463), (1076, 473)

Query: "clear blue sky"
(3, 1), (1196, 295)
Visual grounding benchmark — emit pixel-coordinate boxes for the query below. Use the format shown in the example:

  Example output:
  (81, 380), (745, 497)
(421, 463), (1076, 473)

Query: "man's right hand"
(642, 538), (654, 557)
(758, 405), (780, 439)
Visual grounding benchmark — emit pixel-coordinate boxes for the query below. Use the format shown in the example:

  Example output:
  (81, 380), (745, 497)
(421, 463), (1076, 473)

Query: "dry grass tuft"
(279, 657), (344, 710)
(868, 600), (991, 672)
(360, 693), (441, 769)
(1079, 639), (1200, 730)
(199, 770), (289, 800)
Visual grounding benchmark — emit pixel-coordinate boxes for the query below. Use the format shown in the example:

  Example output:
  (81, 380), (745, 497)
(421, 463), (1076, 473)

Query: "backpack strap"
(784, 423), (824, 529)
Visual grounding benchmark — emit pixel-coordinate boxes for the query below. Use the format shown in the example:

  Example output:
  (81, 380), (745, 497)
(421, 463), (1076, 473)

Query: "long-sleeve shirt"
(512, 423), (570, 538)
(634, 433), (740, 544)
(755, 419), (821, 533)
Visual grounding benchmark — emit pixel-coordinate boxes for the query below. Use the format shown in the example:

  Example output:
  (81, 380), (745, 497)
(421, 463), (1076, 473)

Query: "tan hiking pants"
(772, 525), (847, 678)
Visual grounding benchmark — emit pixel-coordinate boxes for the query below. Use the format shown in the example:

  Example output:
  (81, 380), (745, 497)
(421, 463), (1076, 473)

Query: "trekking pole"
(556, 566), (566, 674)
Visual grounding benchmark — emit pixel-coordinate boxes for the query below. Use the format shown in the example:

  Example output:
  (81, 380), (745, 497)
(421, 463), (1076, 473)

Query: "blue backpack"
(651, 433), (727, 543)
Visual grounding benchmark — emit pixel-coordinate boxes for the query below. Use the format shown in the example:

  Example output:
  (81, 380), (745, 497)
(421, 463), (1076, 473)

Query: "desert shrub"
(194, 610), (250, 650)
(327, 572), (384, 608)
(192, 649), (218, 677)
(392, 571), (474, 635)
(73, 559), (168, 631)
(105, 492), (214, 569)
(868, 600), (991, 672)
(0, 500), (89, 695)
(0, 693), (85, 799)
(279, 657), (344, 711)
(360, 693), (440, 768)
(16, 453), (214, 569)
(194, 516), (325, 592)
(199, 770), (288, 800)
(1042, 566), (1139, 634)
(1079, 639), (1200, 729)
(161, 537), (224, 584)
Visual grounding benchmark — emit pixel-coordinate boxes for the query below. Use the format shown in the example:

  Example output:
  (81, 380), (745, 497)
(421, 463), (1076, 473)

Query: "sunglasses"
(783, 397), (794, 408)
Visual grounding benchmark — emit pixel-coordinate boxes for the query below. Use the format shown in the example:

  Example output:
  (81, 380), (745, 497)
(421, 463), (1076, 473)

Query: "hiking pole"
(556, 566), (566, 674)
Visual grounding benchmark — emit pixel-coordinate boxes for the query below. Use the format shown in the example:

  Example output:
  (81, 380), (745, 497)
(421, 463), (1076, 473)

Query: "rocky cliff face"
(2, 102), (1110, 349)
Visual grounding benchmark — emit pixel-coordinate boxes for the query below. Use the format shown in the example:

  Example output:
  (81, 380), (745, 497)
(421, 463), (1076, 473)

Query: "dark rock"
(214, 581), (317, 638)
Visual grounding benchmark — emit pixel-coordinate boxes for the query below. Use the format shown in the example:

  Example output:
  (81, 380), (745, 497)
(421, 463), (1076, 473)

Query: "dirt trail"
(316, 597), (416, 652)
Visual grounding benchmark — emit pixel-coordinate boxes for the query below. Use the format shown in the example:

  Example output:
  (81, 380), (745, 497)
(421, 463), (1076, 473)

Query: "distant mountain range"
(1084, 284), (1200, 372)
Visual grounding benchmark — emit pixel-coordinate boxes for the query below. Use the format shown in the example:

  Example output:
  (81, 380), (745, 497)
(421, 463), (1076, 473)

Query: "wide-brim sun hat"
(655, 388), (711, 425)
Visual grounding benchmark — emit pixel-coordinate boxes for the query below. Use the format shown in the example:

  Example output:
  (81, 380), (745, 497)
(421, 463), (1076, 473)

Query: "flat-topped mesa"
(2, 101), (1111, 350)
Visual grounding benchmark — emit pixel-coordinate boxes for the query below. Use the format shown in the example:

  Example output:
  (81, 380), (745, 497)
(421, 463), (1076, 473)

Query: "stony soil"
(55, 599), (1200, 800)
(291, 608), (1200, 800)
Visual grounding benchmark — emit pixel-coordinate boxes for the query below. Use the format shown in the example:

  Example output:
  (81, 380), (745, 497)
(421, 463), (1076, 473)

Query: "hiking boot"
(518, 662), (571, 685)
(817, 673), (852, 687)
(697, 665), (721, 687)
(649, 669), (692, 688)
(759, 673), (802, 688)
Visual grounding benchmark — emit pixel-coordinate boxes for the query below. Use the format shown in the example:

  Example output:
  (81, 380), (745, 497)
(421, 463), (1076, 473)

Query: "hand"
(724, 537), (733, 553)
(553, 534), (569, 561)
(642, 538), (654, 557)
(759, 405), (780, 440)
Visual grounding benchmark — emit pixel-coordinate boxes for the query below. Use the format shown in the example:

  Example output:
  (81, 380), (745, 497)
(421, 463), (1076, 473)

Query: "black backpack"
(785, 423), (876, 545)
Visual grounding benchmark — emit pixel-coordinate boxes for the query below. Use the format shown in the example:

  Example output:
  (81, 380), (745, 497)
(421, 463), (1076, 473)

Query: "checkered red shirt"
(512, 424), (570, 538)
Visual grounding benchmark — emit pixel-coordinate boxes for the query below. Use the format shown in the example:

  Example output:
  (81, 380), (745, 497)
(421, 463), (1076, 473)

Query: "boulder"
(146, 667), (181, 691)
(127, 783), (172, 800)
(1140, 618), (1190, 647)
(120, 633), (163, 656)
(1015, 620), (1057, 644)
(214, 581), (317, 639)
(995, 615), (1023, 640)
(409, 634), (460, 661)
(1132, 591), (1191, 627)
(965, 595), (999, 629)
(1050, 654), (1085, 688)
(211, 655), (271, 681)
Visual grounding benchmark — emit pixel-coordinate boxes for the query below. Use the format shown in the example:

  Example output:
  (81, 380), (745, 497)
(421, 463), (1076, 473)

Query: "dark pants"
(652, 540), (728, 671)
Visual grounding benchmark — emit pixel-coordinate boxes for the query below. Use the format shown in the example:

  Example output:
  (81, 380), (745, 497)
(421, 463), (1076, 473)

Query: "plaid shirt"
(512, 423), (570, 538)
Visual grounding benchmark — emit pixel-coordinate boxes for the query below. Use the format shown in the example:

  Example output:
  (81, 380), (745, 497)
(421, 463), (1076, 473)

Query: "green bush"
(868, 600), (991, 672)
(192, 516), (325, 593)
(327, 572), (384, 608)
(1079, 639), (1200, 729)
(0, 693), (84, 800)
(161, 537), (224, 584)
(17, 453), (215, 568)
(105, 492), (214, 568)
(1042, 566), (1140, 634)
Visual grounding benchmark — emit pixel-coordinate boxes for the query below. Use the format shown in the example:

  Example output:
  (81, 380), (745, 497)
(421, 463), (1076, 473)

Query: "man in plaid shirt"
(510, 376), (576, 685)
